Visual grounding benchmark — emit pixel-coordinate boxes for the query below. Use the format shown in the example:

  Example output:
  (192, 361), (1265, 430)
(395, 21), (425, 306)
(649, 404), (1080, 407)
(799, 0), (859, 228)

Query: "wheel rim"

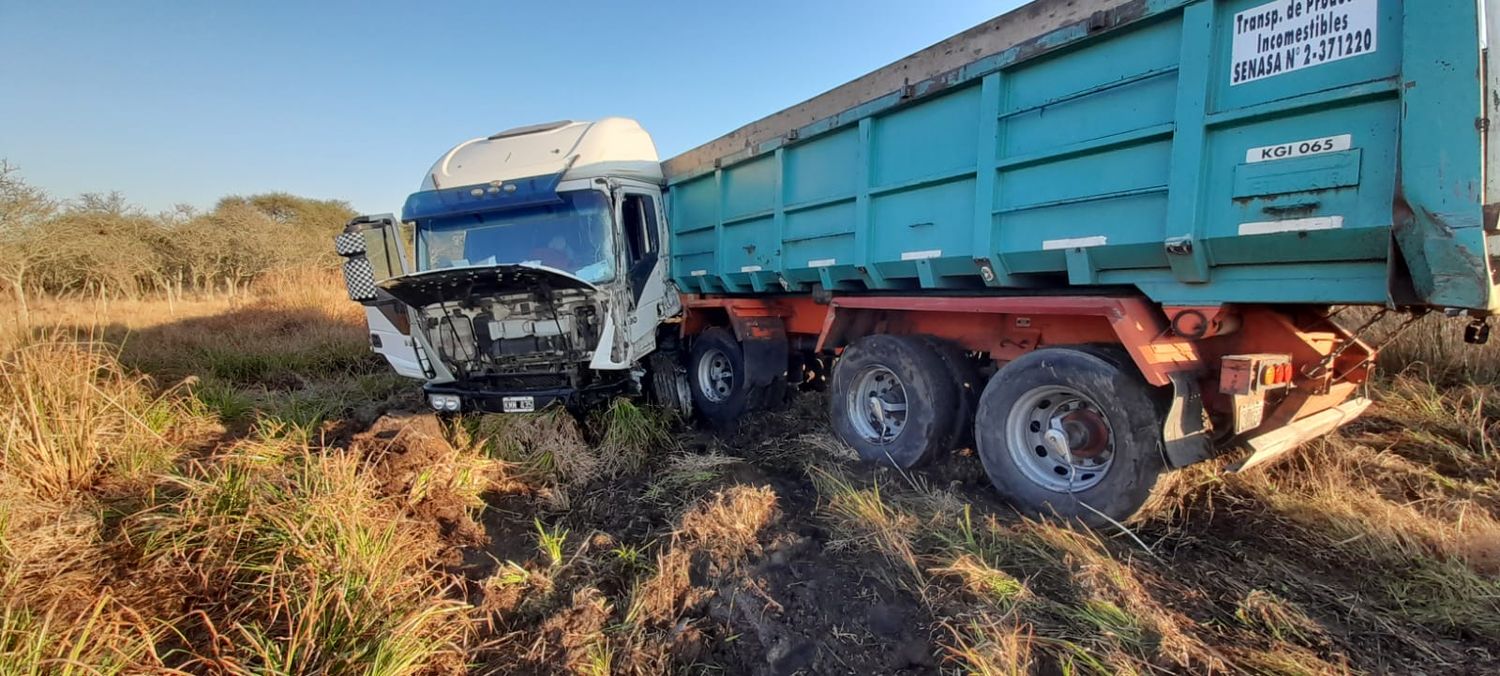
(1005, 385), (1115, 493)
(844, 365), (909, 444)
(696, 348), (735, 403)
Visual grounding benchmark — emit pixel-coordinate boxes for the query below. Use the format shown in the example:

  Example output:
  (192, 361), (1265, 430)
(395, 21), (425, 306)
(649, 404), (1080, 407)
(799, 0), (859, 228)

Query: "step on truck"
(335, 0), (1500, 524)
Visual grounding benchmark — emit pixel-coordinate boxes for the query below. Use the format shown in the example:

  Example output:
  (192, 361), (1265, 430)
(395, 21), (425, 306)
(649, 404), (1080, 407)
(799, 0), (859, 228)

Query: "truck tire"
(829, 335), (958, 470)
(689, 327), (752, 428)
(975, 347), (1165, 526)
(920, 336), (980, 453)
(646, 351), (693, 419)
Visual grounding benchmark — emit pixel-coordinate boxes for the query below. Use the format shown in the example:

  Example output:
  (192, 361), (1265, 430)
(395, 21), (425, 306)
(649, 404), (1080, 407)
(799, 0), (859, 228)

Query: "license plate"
(502, 396), (536, 413)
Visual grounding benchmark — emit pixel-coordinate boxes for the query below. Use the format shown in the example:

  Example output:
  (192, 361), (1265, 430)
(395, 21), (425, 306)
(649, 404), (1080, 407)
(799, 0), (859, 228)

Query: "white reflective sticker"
(1239, 216), (1344, 236)
(900, 249), (942, 261)
(1042, 236), (1108, 251)
(739, 265), (763, 273)
(807, 258), (837, 268)
(1230, 0), (1379, 86)
(690, 269), (708, 277)
(1246, 134), (1353, 163)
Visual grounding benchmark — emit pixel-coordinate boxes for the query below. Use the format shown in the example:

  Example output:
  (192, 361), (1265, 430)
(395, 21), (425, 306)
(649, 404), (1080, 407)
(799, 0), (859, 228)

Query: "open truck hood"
(378, 264), (597, 308)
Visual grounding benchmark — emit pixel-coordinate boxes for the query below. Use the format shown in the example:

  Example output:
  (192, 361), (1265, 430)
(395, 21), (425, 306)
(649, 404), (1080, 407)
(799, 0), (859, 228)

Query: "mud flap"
(1163, 373), (1215, 468)
(729, 315), (789, 389)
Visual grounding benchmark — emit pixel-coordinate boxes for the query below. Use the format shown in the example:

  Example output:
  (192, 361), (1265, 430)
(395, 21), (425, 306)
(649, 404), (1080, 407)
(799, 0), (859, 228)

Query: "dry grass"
(471, 409), (597, 488)
(1376, 310), (1500, 383)
(5, 279), (1500, 674)
(810, 466), (1222, 673)
(811, 466), (926, 580)
(943, 619), (1036, 676)
(0, 276), (481, 674)
(677, 484), (779, 560)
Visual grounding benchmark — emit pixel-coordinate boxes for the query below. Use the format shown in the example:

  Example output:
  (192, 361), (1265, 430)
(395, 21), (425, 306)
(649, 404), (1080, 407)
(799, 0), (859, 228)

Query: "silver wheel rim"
(696, 348), (734, 403)
(844, 366), (909, 444)
(1005, 385), (1115, 493)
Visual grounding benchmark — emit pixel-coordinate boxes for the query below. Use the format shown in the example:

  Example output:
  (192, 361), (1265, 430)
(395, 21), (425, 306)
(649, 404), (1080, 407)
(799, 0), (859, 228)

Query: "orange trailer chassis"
(680, 293), (1374, 470)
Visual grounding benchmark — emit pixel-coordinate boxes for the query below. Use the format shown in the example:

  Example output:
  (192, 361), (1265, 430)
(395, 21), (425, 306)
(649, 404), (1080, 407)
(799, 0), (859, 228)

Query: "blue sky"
(1, 1), (1024, 215)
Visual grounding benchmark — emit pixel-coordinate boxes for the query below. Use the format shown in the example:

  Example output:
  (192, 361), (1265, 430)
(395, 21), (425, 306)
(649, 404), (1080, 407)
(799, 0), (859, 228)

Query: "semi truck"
(334, 0), (1499, 523)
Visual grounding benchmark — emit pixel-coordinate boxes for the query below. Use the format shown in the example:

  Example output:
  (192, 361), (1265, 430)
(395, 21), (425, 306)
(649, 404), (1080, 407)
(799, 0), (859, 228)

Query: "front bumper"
(423, 378), (633, 413)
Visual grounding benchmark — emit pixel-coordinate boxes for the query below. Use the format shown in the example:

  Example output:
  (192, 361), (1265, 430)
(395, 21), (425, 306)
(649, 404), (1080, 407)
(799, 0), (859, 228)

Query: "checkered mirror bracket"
(334, 230), (367, 257)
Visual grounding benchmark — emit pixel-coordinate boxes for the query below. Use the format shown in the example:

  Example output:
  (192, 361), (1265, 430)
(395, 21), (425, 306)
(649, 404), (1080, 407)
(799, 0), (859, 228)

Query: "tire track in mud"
(457, 395), (948, 675)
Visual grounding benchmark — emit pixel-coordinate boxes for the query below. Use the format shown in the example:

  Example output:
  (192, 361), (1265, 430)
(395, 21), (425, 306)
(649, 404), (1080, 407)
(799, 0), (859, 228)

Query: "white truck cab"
(336, 118), (680, 413)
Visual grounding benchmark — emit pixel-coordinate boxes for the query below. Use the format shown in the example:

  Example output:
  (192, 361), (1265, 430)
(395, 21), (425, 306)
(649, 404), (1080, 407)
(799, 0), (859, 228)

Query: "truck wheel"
(647, 351), (693, 418)
(975, 347), (1165, 526)
(921, 336), (979, 453)
(689, 327), (751, 428)
(829, 335), (958, 469)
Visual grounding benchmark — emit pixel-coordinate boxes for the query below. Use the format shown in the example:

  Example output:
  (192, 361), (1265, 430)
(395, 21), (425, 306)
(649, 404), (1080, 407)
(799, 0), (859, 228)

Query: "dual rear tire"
(828, 337), (1164, 526)
(688, 327), (1166, 525)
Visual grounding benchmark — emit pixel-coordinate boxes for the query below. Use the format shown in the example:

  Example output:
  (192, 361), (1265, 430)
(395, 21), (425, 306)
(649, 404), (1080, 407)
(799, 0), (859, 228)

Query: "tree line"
(0, 161), (355, 316)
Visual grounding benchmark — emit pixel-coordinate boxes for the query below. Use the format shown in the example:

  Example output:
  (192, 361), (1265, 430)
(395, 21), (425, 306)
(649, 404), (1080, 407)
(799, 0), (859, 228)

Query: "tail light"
(1220, 354), (1297, 435)
(1221, 354), (1295, 396)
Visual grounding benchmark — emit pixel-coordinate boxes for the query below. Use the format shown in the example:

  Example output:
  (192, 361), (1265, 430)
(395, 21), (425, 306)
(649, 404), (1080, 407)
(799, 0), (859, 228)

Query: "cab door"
(617, 186), (677, 360)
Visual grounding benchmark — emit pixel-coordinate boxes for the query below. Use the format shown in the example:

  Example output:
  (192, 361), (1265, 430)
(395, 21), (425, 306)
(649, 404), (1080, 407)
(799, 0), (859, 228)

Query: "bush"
(0, 161), (354, 307)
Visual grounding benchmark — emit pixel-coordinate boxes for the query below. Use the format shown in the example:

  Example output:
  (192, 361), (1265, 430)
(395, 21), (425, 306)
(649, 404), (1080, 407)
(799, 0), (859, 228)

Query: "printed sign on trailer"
(1231, 0), (1379, 86)
(1245, 134), (1353, 163)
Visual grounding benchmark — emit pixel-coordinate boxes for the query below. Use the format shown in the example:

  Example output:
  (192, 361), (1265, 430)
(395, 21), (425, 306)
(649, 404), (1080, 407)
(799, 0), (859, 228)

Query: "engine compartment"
(420, 288), (602, 379)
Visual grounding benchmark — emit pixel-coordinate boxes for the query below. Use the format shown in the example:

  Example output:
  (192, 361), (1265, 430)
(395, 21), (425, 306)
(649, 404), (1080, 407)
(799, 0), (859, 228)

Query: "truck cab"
(336, 118), (679, 412)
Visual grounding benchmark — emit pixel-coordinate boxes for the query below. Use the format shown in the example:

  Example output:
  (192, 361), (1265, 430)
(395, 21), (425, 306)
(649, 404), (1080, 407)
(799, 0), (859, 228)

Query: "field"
(4, 274), (1500, 675)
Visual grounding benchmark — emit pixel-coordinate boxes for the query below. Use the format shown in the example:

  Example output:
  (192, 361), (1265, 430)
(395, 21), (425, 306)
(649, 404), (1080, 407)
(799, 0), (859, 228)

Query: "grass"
(536, 518), (570, 568)
(592, 398), (677, 475)
(640, 450), (739, 507)
(0, 274), (479, 674)
(4, 277), (1500, 674)
(943, 619), (1035, 676)
(811, 466), (925, 580)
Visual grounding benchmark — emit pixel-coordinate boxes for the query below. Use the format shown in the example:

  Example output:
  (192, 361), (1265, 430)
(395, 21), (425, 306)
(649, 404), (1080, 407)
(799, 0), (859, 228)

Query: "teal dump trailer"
(339, 0), (1500, 525)
(666, 0), (1500, 314)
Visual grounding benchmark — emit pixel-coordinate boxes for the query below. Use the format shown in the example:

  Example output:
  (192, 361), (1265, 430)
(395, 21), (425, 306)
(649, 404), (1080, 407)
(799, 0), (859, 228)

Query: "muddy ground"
(352, 389), (1499, 676)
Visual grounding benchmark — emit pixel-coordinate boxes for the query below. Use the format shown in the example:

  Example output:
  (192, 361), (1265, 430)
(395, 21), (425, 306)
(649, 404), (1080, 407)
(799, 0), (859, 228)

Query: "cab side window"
(622, 194), (658, 262)
(621, 194), (660, 298)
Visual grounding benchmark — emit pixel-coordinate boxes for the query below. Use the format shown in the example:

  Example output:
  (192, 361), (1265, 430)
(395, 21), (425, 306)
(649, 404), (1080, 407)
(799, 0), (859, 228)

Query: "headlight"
(428, 394), (461, 412)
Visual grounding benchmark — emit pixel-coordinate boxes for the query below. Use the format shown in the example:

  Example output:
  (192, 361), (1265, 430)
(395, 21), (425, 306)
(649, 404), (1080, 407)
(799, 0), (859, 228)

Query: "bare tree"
(0, 161), (58, 322)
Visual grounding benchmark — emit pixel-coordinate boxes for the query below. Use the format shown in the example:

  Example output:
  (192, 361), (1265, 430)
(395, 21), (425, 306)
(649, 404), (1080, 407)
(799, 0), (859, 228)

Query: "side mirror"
(334, 214), (408, 303)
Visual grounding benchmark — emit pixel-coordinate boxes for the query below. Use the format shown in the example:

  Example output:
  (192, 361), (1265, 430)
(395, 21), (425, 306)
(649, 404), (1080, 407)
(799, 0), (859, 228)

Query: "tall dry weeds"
(0, 321), (490, 673)
(1, 337), (187, 500)
(0, 335), (201, 672)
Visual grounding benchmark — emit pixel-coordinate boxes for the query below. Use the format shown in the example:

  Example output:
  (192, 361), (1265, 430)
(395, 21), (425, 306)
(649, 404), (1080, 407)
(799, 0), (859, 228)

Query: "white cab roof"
(420, 118), (663, 191)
